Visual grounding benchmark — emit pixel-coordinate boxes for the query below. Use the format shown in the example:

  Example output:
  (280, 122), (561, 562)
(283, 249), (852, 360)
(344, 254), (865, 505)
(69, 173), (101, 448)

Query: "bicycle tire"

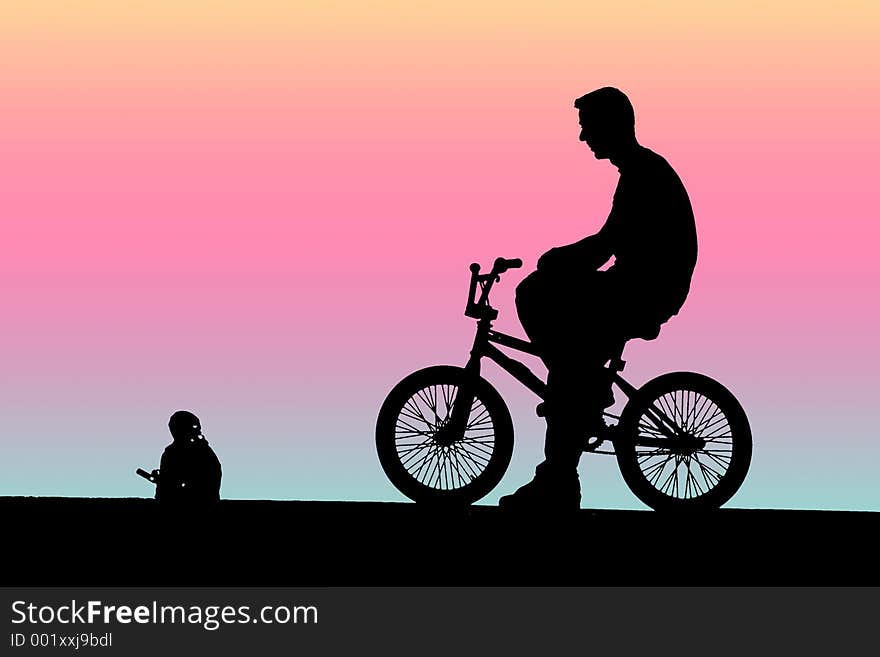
(615, 372), (752, 511)
(376, 365), (514, 505)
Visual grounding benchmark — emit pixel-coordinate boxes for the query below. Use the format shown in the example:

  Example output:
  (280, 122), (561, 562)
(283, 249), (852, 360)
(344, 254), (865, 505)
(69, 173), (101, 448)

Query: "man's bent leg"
(542, 360), (607, 465)
(500, 271), (614, 510)
(498, 362), (589, 511)
(515, 269), (570, 369)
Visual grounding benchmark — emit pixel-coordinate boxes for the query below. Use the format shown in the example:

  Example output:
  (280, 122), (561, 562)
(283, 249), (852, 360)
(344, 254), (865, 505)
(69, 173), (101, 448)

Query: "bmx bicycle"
(376, 257), (752, 511)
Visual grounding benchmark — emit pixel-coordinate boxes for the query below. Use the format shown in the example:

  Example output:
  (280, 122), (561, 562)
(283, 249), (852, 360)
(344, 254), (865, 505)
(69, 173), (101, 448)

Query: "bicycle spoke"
(451, 445), (479, 483)
(438, 448), (452, 490)
(420, 445), (443, 480)
(445, 385), (458, 418)
(687, 394), (711, 433)
(697, 411), (728, 433)
(459, 439), (494, 458)
(467, 408), (491, 428)
(643, 455), (674, 485)
(439, 449), (451, 490)
(702, 437), (733, 445)
(395, 431), (433, 444)
(658, 462), (679, 495)
(425, 448), (446, 488)
(451, 448), (475, 486)
(657, 394), (675, 424)
(691, 406), (723, 436)
(459, 441), (492, 463)
(455, 447), (489, 480)
(408, 444), (438, 479)
(438, 452), (451, 490)
(691, 398), (717, 437)
(684, 459), (706, 497)
(701, 449), (732, 469)
(401, 442), (436, 470)
(447, 449), (461, 489)
(460, 429), (496, 440)
(453, 447), (483, 475)
(427, 385), (438, 421)
(397, 435), (433, 452)
(399, 448), (434, 469)
(402, 398), (434, 429)
(702, 423), (732, 440)
(396, 440), (434, 455)
(670, 391), (681, 430)
(457, 451), (491, 476)
(450, 454), (467, 487)
(414, 388), (436, 421)
(638, 420), (665, 436)
(693, 454), (722, 489)
(395, 416), (433, 435)
(398, 406), (433, 427)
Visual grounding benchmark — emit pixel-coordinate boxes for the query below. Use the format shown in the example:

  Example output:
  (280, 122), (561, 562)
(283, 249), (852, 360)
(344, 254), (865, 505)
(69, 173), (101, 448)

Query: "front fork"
(437, 321), (490, 445)
(444, 359), (481, 441)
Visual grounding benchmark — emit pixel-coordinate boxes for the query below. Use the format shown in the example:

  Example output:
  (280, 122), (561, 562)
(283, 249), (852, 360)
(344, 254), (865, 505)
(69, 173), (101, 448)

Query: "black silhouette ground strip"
(3, 497), (875, 586)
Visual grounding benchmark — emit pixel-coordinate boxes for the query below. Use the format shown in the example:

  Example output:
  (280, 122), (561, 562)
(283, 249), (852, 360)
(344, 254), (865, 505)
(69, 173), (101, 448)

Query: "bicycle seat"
(627, 317), (663, 342)
(633, 322), (662, 341)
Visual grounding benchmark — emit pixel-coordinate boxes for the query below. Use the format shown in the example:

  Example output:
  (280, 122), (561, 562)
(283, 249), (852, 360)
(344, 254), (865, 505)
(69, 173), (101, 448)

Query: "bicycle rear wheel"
(376, 365), (514, 506)
(615, 372), (752, 511)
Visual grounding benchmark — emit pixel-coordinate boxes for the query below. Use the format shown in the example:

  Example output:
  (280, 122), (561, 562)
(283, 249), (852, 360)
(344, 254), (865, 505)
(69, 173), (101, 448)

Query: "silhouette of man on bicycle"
(500, 87), (697, 509)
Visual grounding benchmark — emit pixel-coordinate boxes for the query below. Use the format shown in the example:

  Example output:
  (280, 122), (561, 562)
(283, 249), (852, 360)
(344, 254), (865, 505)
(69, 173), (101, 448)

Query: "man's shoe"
(498, 466), (581, 512)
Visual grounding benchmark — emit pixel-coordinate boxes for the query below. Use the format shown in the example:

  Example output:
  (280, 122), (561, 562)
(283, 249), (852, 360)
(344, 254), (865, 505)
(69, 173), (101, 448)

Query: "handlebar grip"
(494, 257), (522, 273)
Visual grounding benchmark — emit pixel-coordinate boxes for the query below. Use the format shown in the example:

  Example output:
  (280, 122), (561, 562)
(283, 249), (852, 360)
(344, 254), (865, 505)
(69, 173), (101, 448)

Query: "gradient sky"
(1, 1), (878, 509)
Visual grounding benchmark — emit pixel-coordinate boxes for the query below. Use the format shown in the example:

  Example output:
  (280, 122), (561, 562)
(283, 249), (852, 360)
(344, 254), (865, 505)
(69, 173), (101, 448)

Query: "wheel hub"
(432, 420), (460, 447)
(668, 433), (705, 455)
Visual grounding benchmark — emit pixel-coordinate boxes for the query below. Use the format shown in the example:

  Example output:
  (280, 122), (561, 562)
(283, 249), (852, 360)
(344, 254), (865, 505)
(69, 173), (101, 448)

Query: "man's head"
(169, 410), (201, 442)
(574, 87), (636, 160)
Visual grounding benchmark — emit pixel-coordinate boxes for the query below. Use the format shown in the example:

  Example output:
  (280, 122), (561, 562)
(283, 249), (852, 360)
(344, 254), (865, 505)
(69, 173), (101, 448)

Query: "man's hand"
(537, 245), (572, 272)
(537, 231), (613, 273)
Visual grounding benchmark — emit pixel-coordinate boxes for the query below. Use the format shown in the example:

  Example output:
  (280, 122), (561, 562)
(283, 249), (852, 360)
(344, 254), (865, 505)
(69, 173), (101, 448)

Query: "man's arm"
(538, 220), (615, 272)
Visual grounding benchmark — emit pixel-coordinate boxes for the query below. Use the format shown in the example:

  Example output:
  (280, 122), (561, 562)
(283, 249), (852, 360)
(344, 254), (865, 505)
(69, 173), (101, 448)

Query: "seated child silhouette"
(153, 410), (222, 504)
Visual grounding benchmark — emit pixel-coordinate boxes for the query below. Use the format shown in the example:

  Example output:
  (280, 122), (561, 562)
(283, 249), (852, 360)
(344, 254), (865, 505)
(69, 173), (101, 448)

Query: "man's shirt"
(601, 146), (698, 319)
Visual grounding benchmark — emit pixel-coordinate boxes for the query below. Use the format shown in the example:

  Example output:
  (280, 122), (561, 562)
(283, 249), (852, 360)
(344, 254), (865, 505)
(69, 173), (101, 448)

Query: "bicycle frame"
(443, 260), (693, 453)
(446, 313), (637, 426)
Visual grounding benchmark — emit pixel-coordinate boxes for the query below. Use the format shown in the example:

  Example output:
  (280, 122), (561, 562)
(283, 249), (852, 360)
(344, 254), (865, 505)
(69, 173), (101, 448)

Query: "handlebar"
(470, 258), (522, 276)
(465, 256), (522, 320)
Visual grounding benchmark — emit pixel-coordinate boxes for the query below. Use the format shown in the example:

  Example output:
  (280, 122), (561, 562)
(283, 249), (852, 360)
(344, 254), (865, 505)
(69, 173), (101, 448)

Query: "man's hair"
(574, 87), (635, 132)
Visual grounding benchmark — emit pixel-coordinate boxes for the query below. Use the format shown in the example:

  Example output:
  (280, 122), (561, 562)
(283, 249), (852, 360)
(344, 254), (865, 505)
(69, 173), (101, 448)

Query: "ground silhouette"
(1, 497), (876, 585)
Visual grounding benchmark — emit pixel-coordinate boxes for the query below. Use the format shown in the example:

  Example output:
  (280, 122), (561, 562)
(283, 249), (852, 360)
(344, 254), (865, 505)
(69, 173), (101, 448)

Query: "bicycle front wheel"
(376, 365), (514, 506)
(616, 372), (752, 511)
